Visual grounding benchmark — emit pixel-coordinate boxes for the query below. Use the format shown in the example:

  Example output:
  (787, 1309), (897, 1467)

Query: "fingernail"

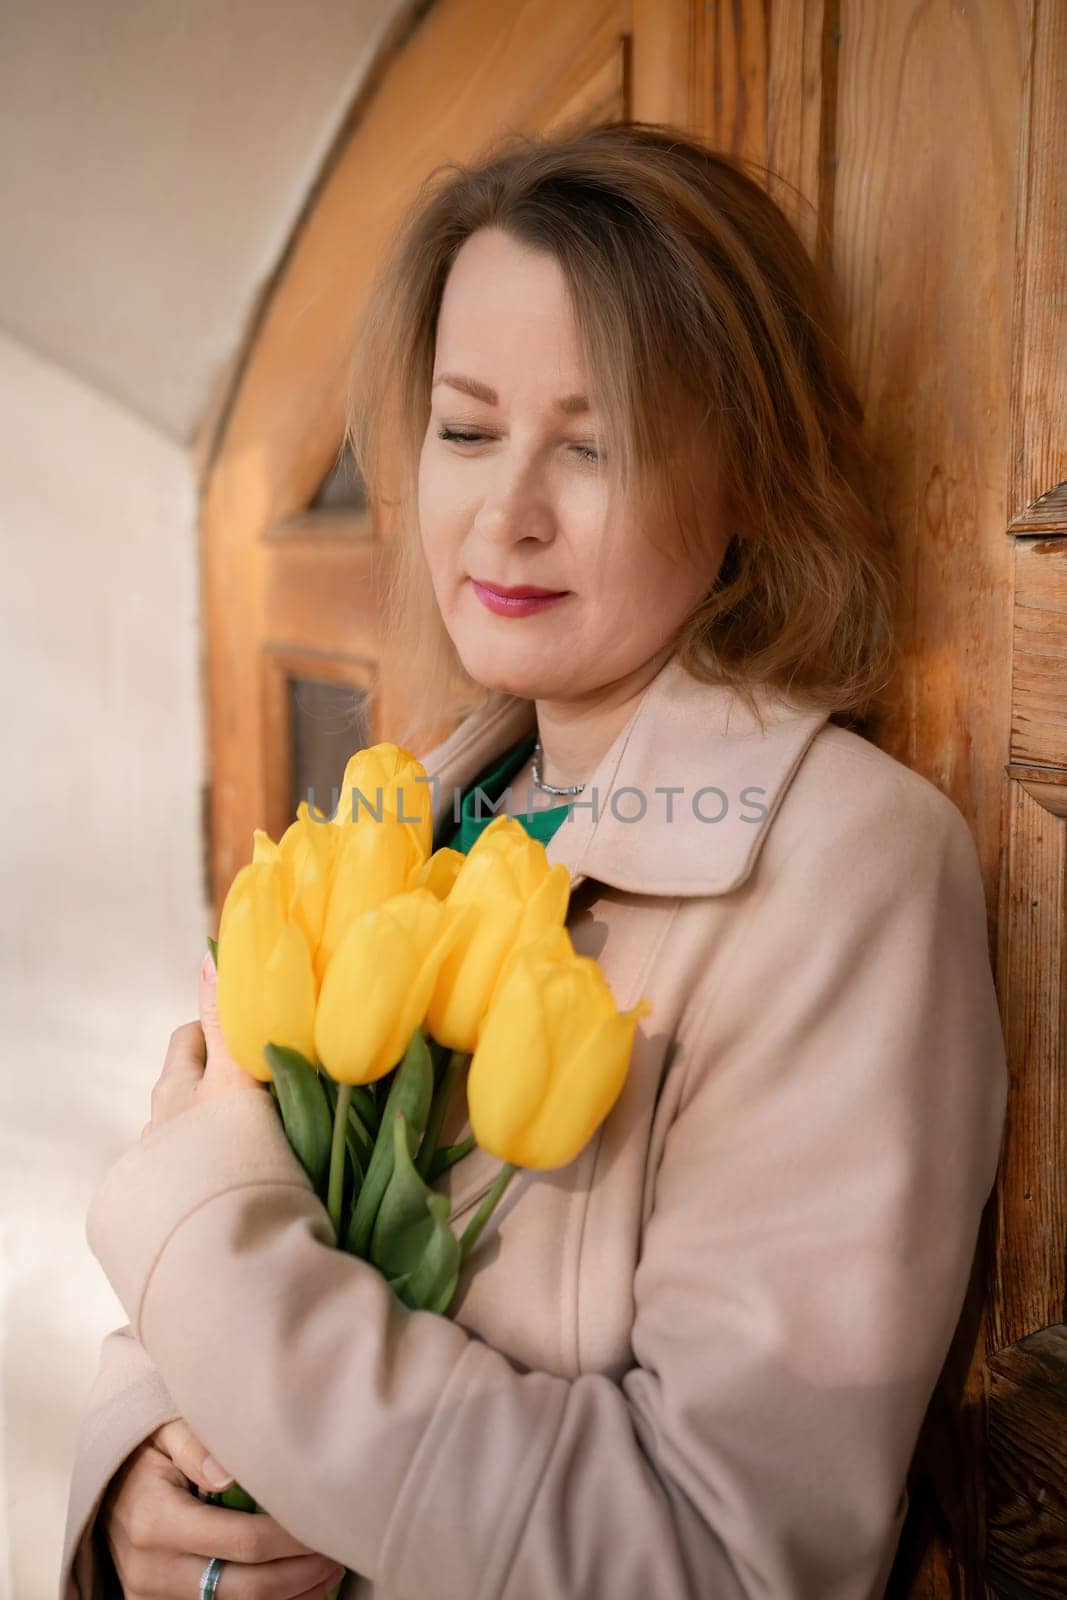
(201, 951), (217, 985)
(202, 1454), (233, 1488)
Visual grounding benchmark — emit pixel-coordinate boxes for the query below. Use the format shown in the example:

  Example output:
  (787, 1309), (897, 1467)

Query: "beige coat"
(61, 652), (1009, 1599)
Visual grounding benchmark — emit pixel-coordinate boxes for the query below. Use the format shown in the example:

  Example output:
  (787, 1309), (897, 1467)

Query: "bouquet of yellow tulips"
(199, 743), (651, 1591)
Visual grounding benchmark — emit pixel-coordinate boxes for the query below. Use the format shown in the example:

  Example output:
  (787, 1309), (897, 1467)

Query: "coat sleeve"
(83, 780), (1009, 1600)
(59, 1323), (182, 1599)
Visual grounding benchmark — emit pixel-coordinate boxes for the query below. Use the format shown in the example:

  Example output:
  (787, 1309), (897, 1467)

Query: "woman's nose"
(475, 469), (556, 545)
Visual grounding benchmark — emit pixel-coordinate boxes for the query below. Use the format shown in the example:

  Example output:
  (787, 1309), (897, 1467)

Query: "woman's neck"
(531, 642), (676, 791)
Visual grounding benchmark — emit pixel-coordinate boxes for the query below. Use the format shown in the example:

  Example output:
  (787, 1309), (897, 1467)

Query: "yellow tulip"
(332, 742), (434, 859)
(316, 814), (427, 988)
(425, 816), (571, 1053)
(314, 888), (472, 1085)
(216, 858), (319, 1081)
(252, 828), (281, 866)
(275, 802), (341, 968)
(409, 846), (465, 901)
(467, 928), (653, 1168)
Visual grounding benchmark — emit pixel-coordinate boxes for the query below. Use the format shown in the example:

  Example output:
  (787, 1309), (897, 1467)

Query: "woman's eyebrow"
(432, 371), (590, 414)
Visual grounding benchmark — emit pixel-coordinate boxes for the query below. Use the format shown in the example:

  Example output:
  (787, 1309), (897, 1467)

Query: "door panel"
(196, 3), (1064, 1592)
(198, 0), (633, 903)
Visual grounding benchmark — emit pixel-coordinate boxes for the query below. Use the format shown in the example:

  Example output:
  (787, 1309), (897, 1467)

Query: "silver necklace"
(531, 735), (586, 796)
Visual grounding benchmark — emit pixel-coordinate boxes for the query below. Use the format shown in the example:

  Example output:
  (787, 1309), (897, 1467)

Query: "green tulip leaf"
(214, 1481), (257, 1511)
(345, 1028), (434, 1258)
(427, 1035), (452, 1082)
(370, 1111), (461, 1314)
(351, 1085), (378, 1133)
(263, 1044), (333, 1192)
(343, 1111), (367, 1184)
(369, 1109), (431, 1266)
(206, 935), (219, 969)
(340, 1116), (366, 1243)
(407, 1191), (461, 1315)
(346, 1097), (374, 1155)
(427, 1134), (476, 1180)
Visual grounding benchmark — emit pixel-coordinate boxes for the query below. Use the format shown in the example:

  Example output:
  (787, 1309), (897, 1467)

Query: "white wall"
(0, 0), (407, 440)
(0, 327), (206, 1598)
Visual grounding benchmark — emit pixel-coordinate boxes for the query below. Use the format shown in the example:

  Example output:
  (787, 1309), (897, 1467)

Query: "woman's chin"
(454, 635), (571, 702)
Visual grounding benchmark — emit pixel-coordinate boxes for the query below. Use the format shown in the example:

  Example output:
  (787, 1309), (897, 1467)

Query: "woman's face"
(417, 226), (724, 701)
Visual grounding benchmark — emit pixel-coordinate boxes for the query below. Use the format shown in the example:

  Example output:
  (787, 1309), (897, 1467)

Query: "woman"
(61, 121), (1008, 1600)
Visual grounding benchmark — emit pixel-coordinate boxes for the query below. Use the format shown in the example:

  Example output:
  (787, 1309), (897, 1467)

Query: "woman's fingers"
(155, 1021), (206, 1090)
(149, 1020), (206, 1124)
(126, 1546), (346, 1599)
(101, 1433), (337, 1580)
(145, 1436), (323, 1558)
(166, 1018), (206, 1067)
(102, 1436), (344, 1598)
(151, 1417), (235, 1497)
(199, 952), (263, 1096)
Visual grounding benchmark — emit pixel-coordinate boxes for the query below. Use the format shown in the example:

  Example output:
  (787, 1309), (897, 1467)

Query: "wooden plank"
(199, 0), (631, 910)
(544, 34), (627, 132)
(767, 0), (836, 268)
(985, 1324), (1067, 1599)
(1006, 0), (1067, 533)
(1009, 481), (1067, 537)
(991, 777), (1067, 1351)
(827, 7), (1029, 1597)
(831, 0), (1023, 915)
(260, 525), (385, 661)
(632, 0), (835, 264)
(630, 0), (697, 131)
(1011, 537), (1067, 769)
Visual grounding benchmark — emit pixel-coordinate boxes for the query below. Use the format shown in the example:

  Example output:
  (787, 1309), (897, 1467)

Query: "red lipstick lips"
(470, 578), (569, 617)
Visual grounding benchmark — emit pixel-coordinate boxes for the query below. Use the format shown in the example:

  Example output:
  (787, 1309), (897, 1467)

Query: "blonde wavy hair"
(344, 118), (897, 752)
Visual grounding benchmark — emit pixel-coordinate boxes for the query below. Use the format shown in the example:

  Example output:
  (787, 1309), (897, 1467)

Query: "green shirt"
(435, 730), (571, 855)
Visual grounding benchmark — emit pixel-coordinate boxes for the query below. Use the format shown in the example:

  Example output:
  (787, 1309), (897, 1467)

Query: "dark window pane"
(289, 677), (370, 821)
(310, 452), (368, 513)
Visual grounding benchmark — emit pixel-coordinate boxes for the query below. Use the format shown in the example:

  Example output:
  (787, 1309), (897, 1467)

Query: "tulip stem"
(416, 1050), (470, 1180)
(458, 1163), (518, 1264)
(328, 1083), (351, 1237)
(428, 1134), (476, 1180)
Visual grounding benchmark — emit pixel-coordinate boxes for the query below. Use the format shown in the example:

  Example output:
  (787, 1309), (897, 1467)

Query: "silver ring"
(199, 1556), (225, 1599)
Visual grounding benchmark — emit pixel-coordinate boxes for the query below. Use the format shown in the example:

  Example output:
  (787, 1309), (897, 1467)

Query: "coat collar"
(419, 652), (830, 898)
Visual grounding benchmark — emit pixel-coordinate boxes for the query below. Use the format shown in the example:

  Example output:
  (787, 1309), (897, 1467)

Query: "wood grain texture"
(1008, 481), (1067, 537)
(1011, 538), (1067, 768)
(985, 1325), (1067, 1599)
(1007, 0), (1067, 534)
(827, 5), (1031, 1596)
(832, 0), (1022, 913)
(991, 774), (1067, 1351)
(190, 4), (1064, 1592)
(197, 0), (631, 912)
(984, 3), (1067, 1592)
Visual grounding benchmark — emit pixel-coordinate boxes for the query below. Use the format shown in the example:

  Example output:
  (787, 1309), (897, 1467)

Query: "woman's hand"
(142, 953), (266, 1136)
(98, 1418), (346, 1598)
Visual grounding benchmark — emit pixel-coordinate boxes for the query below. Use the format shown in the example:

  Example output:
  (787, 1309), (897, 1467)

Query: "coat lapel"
(420, 652), (831, 897)
(418, 654), (832, 1221)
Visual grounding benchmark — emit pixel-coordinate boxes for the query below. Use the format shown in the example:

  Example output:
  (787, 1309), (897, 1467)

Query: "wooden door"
(195, 1), (1065, 1593)
(194, 0), (633, 911)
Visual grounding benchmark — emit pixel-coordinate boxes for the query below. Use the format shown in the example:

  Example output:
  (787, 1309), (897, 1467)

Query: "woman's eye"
(437, 426), (602, 466)
(437, 427), (487, 446)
